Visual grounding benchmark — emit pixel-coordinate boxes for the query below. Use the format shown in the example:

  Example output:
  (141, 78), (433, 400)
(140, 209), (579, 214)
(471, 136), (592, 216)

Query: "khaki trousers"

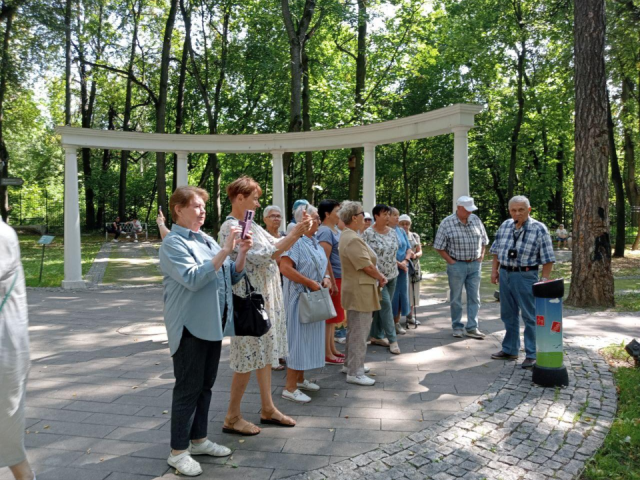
(344, 310), (374, 377)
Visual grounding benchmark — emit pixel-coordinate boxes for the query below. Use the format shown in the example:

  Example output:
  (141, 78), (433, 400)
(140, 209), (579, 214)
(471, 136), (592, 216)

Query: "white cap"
(456, 196), (478, 212)
(364, 212), (372, 220)
(398, 214), (411, 223)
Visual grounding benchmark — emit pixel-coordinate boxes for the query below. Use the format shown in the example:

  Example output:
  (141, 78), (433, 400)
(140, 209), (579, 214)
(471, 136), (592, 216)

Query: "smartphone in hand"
(240, 210), (254, 240)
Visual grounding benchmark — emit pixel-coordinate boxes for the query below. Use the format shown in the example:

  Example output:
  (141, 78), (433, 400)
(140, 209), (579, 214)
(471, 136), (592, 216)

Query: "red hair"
(226, 176), (262, 202)
(170, 186), (209, 221)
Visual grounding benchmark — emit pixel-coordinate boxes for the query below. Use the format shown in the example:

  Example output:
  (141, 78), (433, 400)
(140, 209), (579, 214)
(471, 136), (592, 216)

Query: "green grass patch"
(615, 293), (640, 312)
(19, 234), (103, 287)
(582, 345), (640, 480)
(419, 246), (448, 273)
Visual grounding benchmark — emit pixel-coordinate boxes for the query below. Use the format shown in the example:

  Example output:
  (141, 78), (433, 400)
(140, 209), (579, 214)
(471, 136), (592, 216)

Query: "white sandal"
(167, 451), (203, 477)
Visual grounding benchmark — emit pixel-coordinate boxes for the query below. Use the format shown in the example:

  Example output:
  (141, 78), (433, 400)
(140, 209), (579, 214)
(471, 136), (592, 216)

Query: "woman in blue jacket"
(158, 186), (252, 477)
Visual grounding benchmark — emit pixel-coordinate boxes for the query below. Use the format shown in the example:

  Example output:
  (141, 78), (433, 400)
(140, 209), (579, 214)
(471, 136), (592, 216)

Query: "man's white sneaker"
(297, 379), (320, 392)
(167, 451), (203, 477)
(341, 365), (370, 374)
(282, 388), (311, 403)
(406, 316), (421, 325)
(395, 323), (407, 335)
(133, 239), (139, 243)
(112, 239), (119, 243)
(465, 329), (486, 339)
(346, 375), (376, 386)
(188, 439), (231, 457)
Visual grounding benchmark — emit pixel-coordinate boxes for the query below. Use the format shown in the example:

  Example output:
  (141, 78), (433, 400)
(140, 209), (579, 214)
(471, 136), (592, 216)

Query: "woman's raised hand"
(156, 210), (166, 227)
(238, 232), (253, 253)
(293, 212), (313, 236)
(224, 226), (243, 252)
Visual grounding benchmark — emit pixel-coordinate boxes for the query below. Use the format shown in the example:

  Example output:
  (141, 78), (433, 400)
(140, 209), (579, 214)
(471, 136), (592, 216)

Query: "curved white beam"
(56, 104), (482, 153)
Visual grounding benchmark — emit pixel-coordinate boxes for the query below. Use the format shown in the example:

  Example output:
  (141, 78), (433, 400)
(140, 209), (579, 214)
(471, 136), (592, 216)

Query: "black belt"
(450, 257), (478, 262)
(500, 265), (538, 272)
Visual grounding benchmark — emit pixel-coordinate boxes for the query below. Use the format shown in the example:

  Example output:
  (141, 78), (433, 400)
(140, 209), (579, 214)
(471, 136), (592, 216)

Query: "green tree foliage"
(0, 0), (638, 247)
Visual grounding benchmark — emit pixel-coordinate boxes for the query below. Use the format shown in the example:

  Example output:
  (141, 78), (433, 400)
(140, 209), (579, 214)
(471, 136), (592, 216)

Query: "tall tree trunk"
(567, 0), (614, 307)
(97, 106), (115, 227)
(118, 0), (141, 220)
(76, 3), (104, 229)
(348, 0), (367, 200)
(607, 92), (626, 257)
(172, 34), (189, 194)
(0, 2), (14, 222)
(553, 143), (565, 224)
(302, 48), (314, 203)
(621, 77), (640, 249)
(508, 39), (526, 200)
(401, 142), (410, 213)
(155, 0), (179, 216)
(281, 0), (316, 210)
(181, 0), (229, 237)
(65, 0), (72, 125)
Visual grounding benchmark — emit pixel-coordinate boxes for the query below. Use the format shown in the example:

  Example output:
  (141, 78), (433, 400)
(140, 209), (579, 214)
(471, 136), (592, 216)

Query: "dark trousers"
(107, 226), (121, 239)
(170, 329), (222, 450)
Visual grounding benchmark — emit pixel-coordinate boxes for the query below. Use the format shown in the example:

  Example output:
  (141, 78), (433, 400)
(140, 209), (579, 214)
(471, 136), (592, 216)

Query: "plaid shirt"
(433, 213), (489, 260)
(490, 217), (556, 267)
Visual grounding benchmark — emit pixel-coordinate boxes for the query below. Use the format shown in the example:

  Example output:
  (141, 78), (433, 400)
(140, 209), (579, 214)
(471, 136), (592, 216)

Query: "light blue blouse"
(395, 226), (410, 261)
(159, 224), (244, 356)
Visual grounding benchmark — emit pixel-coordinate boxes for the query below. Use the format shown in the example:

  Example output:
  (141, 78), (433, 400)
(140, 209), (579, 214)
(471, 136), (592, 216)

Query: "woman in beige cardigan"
(338, 201), (387, 386)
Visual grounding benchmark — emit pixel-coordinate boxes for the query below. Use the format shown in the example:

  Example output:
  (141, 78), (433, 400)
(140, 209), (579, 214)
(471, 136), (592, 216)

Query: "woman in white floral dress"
(219, 176), (312, 435)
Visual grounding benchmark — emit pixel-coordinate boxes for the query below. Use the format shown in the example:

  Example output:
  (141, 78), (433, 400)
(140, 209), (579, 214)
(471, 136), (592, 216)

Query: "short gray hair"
(338, 201), (362, 225)
(294, 204), (317, 223)
(263, 205), (282, 220)
(390, 207), (399, 215)
(508, 195), (530, 209)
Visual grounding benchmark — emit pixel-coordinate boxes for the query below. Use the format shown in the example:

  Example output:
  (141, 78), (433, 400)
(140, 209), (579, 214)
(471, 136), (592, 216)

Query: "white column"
(362, 143), (376, 214)
(62, 146), (86, 289)
(271, 151), (286, 224)
(176, 151), (188, 187)
(452, 126), (471, 212)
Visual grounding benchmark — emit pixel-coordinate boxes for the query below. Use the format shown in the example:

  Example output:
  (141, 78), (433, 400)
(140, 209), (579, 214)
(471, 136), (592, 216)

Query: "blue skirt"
(392, 269), (411, 317)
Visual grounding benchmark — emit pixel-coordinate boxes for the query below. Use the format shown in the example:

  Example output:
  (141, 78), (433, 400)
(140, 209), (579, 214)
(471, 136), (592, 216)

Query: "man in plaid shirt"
(434, 196), (489, 339)
(490, 195), (555, 369)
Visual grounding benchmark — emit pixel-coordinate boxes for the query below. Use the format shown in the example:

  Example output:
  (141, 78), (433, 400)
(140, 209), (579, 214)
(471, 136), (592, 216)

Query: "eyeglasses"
(364, 218), (372, 222)
(267, 214), (282, 219)
(354, 211), (365, 217)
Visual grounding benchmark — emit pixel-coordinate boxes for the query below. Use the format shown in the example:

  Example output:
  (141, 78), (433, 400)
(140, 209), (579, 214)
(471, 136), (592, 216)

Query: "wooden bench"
(105, 222), (148, 242)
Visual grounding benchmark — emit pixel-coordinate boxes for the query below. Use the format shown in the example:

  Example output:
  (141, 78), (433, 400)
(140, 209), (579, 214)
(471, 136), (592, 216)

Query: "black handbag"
(232, 276), (271, 337)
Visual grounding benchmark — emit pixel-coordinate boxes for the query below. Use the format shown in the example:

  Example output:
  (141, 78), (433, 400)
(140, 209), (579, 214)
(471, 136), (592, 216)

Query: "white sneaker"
(297, 379), (320, 392)
(188, 439), (231, 457)
(465, 329), (486, 339)
(395, 323), (407, 335)
(389, 341), (401, 355)
(167, 451), (202, 477)
(133, 239), (139, 243)
(341, 365), (370, 374)
(282, 388), (311, 403)
(346, 375), (376, 386)
(334, 336), (346, 344)
(126, 235), (130, 239)
(406, 316), (421, 325)
(112, 239), (119, 243)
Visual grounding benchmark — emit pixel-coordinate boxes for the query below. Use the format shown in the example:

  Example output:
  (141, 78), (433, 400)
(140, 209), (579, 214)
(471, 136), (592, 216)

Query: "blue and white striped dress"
(282, 236), (327, 371)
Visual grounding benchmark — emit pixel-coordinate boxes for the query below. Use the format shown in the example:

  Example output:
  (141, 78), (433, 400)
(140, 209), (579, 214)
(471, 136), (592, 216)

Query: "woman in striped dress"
(279, 205), (330, 403)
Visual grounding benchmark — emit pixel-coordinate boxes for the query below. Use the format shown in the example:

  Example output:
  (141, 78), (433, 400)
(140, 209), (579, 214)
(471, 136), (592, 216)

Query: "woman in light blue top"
(279, 205), (330, 404)
(390, 207), (413, 334)
(158, 186), (252, 477)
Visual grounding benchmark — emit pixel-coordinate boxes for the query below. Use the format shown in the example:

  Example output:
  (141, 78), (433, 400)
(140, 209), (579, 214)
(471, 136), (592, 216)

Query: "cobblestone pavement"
(1, 278), (637, 479)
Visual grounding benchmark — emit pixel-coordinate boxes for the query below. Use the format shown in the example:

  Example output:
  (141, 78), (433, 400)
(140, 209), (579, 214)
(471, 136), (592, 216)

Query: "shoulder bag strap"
(0, 272), (18, 314)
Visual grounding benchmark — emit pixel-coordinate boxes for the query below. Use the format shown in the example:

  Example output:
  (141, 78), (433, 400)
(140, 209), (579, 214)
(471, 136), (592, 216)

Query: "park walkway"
(1, 246), (637, 480)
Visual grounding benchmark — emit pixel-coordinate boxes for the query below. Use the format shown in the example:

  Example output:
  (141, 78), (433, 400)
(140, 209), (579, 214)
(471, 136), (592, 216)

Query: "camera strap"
(512, 228), (526, 248)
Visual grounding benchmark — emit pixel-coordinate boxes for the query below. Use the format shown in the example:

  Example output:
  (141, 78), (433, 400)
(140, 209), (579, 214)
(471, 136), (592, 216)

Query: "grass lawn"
(18, 234), (104, 287)
(582, 343), (640, 480)
(101, 243), (162, 285)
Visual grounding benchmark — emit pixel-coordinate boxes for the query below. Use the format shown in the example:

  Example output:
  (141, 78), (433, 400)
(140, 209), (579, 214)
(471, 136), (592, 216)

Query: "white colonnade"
(57, 103), (482, 288)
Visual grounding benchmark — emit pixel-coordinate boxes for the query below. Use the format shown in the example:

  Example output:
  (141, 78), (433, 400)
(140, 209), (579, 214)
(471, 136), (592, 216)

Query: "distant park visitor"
(490, 195), (555, 369)
(555, 224), (569, 250)
(107, 216), (122, 242)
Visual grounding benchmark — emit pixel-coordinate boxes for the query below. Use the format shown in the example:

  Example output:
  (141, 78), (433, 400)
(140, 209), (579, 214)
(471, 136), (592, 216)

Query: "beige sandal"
(222, 415), (260, 436)
(260, 408), (296, 427)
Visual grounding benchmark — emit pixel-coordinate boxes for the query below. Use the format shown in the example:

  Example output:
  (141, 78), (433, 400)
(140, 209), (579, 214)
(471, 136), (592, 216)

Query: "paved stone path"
(1, 245), (637, 480)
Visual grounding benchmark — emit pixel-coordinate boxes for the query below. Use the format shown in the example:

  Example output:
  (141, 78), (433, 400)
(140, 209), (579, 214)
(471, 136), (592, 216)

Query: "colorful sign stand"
(532, 278), (569, 387)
